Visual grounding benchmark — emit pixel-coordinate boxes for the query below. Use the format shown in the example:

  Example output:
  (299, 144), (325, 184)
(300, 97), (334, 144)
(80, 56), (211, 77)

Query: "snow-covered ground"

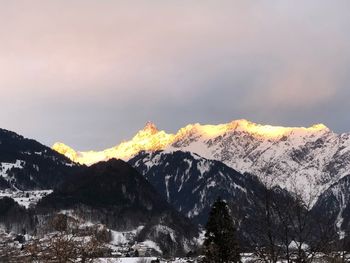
(94, 258), (201, 263)
(0, 160), (25, 179)
(94, 258), (158, 263)
(0, 189), (52, 208)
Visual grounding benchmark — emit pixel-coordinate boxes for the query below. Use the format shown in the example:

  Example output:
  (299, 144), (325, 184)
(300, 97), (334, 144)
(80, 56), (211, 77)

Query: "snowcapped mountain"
(170, 120), (340, 204)
(128, 150), (304, 249)
(0, 128), (199, 256)
(0, 128), (78, 190)
(53, 119), (348, 203)
(129, 150), (273, 225)
(52, 122), (174, 166)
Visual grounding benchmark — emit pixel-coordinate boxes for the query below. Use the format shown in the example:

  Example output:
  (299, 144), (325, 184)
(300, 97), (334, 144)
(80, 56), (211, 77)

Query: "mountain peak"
(311, 123), (329, 131)
(228, 119), (330, 139)
(52, 119), (333, 165)
(52, 142), (75, 153)
(52, 142), (78, 161)
(142, 121), (158, 134)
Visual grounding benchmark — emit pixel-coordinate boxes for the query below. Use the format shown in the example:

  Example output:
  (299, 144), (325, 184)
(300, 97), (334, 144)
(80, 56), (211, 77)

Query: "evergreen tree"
(203, 198), (240, 263)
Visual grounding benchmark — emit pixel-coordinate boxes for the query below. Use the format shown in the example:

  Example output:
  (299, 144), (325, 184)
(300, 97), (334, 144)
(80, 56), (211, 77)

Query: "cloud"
(0, 0), (349, 148)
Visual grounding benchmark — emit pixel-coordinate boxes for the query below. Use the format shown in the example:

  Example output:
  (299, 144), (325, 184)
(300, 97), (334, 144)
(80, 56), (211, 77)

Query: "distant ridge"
(53, 119), (329, 165)
(52, 119), (348, 203)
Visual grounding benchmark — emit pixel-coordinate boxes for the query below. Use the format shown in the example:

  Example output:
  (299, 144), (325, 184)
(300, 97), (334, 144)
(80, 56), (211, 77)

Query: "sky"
(1, 0), (350, 150)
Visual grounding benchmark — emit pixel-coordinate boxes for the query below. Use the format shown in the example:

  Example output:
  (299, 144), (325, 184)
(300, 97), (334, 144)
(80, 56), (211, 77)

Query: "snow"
(141, 240), (162, 254)
(110, 226), (144, 245)
(94, 258), (157, 263)
(171, 125), (341, 205)
(164, 175), (171, 202)
(194, 230), (205, 245)
(153, 225), (176, 243)
(0, 190), (52, 208)
(332, 185), (347, 239)
(0, 160), (25, 178)
(94, 255), (260, 263)
(197, 160), (210, 175)
(206, 181), (216, 188)
(53, 120), (350, 206)
(288, 241), (310, 251)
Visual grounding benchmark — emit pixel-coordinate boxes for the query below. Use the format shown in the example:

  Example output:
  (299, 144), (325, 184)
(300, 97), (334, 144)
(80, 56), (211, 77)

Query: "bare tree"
(278, 180), (338, 263)
(23, 213), (111, 262)
(245, 169), (338, 263)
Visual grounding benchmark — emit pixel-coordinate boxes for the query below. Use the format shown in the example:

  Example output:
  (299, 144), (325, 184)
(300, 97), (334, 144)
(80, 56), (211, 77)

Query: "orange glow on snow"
(229, 120), (328, 139)
(52, 120), (329, 165)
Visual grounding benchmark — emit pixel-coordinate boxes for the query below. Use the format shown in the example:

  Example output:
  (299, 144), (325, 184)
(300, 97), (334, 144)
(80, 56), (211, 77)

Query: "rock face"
(53, 119), (350, 203)
(312, 174), (350, 240)
(36, 159), (199, 256)
(0, 128), (78, 190)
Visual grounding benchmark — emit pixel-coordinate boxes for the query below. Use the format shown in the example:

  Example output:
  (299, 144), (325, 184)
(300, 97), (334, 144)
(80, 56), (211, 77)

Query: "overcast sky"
(1, 0), (350, 150)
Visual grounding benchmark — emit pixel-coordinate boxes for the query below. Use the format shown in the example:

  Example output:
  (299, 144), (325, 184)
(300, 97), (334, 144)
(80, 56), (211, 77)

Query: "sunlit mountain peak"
(53, 119), (331, 165)
(175, 123), (231, 139)
(229, 119), (329, 139)
(139, 121), (159, 134)
(52, 142), (79, 162)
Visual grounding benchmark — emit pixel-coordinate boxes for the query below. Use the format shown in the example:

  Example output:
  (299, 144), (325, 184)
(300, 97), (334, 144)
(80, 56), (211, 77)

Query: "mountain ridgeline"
(53, 119), (350, 204)
(0, 128), (78, 190)
(1, 121), (350, 255)
(128, 150), (314, 248)
(129, 150), (268, 225)
(36, 159), (199, 255)
(0, 128), (199, 255)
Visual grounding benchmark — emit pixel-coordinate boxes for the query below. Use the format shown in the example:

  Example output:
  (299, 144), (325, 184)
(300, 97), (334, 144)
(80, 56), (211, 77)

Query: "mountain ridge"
(52, 119), (338, 202)
(0, 128), (79, 190)
(53, 119), (330, 165)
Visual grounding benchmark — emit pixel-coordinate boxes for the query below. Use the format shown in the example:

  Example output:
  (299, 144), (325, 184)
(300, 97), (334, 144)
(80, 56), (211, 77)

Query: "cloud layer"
(0, 1), (349, 149)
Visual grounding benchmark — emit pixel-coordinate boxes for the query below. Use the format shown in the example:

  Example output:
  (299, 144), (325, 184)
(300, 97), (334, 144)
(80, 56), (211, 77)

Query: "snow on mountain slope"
(53, 119), (347, 203)
(0, 128), (78, 190)
(128, 150), (300, 248)
(171, 121), (339, 204)
(0, 190), (52, 208)
(129, 150), (263, 224)
(312, 174), (350, 239)
(53, 122), (174, 166)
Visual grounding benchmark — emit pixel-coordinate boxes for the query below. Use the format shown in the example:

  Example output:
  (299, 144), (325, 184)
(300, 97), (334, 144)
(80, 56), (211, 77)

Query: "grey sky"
(0, 0), (349, 150)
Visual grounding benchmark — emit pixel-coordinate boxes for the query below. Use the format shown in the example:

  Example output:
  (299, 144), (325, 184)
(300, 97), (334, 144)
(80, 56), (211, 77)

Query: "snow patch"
(0, 190), (52, 208)
(0, 160), (25, 178)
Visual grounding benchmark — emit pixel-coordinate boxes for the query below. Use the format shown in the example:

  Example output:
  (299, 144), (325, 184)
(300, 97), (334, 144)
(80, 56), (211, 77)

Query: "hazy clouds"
(0, 1), (349, 149)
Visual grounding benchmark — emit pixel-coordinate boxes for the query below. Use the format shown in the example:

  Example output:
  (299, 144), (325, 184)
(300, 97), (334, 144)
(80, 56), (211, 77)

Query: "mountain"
(312, 174), (350, 241)
(54, 119), (346, 202)
(52, 122), (174, 165)
(129, 150), (266, 225)
(36, 159), (199, 256)
(129, 150), (306, 249)
(0, 128), (78, 190)
(0, 128), (199, 256)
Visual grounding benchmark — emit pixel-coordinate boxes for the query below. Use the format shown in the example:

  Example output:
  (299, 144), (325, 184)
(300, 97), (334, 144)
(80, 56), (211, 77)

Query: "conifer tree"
(203, 198), (240, 263)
